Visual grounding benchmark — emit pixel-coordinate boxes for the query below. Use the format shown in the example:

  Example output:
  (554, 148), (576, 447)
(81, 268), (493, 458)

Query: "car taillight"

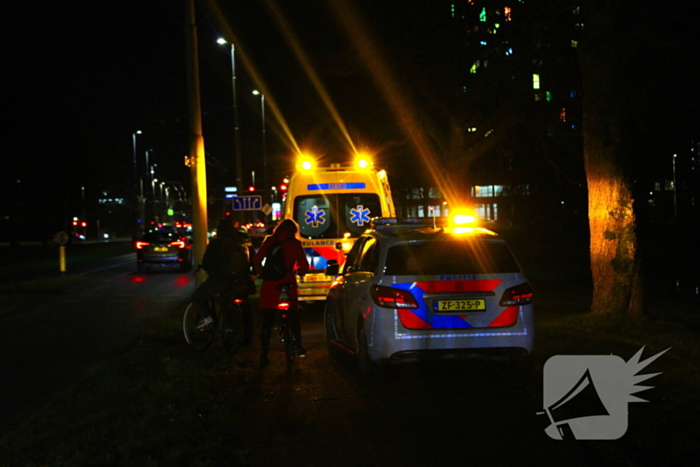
(169, 240), (186, 249)
(135, 241), (150, 249)
(499, 283), (533, 306)
(371, 285), (419, 309)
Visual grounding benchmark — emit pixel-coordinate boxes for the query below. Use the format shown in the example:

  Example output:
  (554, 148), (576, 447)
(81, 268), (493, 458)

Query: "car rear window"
(143, 231), (178, 243)
(384, 239), (521, 275)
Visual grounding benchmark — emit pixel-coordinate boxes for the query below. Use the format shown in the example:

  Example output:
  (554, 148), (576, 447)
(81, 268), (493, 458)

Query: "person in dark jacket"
(191, 218), (254, 336)
(253, 218), (309, 367)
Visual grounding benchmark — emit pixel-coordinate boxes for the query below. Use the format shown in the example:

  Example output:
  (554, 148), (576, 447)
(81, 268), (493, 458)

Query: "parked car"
(323, 214), (534, 377)
(135, 229), (193, 273)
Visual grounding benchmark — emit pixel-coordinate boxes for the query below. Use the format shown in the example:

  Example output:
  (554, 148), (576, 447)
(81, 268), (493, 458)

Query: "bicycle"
(183, 289), (245, 355)
(276, 283), (297, 373)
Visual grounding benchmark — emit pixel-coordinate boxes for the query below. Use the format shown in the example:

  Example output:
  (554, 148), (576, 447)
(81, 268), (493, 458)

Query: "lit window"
(571, 39), (578, 48)
(560, 107), (567, 122)
(504, 6), (512, 20)
(534, 93), (542, 101)
(470, 62), (478, 74)
(533, 74), (541, 89)
(505, 47), (513, 56)
(481, 40), (487, 46)
(546, 91), (552, 102)
(480, 7), (487, 22)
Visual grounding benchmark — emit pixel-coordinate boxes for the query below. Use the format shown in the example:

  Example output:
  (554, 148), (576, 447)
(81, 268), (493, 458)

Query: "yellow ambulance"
(283, 154), (396, 303)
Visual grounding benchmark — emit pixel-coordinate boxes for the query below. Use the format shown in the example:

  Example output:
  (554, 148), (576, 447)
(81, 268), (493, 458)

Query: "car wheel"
(357, 324), (384, 380)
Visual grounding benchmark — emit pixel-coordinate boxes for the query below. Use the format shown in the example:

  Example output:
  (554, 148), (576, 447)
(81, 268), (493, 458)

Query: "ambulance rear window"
(295, 193), (381, 239)
(384, 240), (521, 275)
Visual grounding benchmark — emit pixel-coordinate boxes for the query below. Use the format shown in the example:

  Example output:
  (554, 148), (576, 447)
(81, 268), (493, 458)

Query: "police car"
(323, 214), (534, 376)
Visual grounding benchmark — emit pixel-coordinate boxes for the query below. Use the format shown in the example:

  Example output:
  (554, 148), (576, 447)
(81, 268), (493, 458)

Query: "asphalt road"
(0, 258), (195, 435)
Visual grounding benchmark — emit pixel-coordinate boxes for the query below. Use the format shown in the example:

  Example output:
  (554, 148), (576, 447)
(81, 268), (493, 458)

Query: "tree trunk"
(580, 0), (643, 315)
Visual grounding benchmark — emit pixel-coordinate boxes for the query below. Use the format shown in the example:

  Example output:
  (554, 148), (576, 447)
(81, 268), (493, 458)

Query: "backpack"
(261, 239), (289, 281)
(202, 237), (250, 280)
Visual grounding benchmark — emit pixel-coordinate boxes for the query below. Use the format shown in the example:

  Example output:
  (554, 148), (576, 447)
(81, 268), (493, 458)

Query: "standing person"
(190, 218), (254, 334)
(254, 218), (309, 367)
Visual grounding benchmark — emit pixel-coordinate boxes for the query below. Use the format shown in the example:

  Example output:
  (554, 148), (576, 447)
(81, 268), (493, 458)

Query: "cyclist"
(254, 218), (309, 367)
(191, 218), (254, 339)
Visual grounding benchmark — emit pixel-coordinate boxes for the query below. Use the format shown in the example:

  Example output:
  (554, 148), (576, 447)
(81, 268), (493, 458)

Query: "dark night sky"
(4, 1), (699, 238)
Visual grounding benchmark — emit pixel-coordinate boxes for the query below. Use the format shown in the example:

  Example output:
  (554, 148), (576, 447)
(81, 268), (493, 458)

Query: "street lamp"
(252, 89), (268, 206)
(218, 38), (243, 196)
(131, 130), (142, 237)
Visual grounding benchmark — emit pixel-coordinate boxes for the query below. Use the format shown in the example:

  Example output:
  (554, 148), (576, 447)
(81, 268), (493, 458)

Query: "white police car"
(323, 214), (534, 376)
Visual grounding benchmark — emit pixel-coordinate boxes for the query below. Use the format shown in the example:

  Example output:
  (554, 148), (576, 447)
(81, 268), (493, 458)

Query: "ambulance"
(283, 154), (396, 303)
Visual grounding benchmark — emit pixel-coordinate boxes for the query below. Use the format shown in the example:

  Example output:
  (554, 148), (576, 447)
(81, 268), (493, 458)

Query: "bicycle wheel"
(183, 302), (214, 351)
(282, 321), (295, 373)
(220, 300), (244, 356)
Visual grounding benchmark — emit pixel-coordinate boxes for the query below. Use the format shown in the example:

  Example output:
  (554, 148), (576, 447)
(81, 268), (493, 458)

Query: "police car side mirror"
(325, 259), (339, 276)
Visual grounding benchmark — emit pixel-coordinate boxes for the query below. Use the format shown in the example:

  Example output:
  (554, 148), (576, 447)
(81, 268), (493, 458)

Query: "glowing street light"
(218, 38), (243, 195)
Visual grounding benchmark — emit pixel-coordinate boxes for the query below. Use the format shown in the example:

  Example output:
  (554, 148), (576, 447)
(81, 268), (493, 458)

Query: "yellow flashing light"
(297, 154), (315, 171)
(449, 209), (478, 234)
(354, 152), (373, 170)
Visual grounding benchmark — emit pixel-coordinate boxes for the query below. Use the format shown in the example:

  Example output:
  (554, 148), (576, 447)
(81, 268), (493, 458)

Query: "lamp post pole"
(218, 38), (243, 196)
(131, 130), (142, 237)
(252, 90), (268, 206)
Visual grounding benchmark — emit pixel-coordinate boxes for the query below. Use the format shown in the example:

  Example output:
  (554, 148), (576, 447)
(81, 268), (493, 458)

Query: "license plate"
(434, 299), (486, 312)
(303, 274), (329, 283)
(154, 246), (168, 252)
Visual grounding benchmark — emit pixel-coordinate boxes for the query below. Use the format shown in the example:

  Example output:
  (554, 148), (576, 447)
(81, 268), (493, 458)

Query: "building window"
(533, 73), (541, 89)
(560, 107), (567, 122)
(471, 185), (504, 198)
(571, 39), (578, 48)
(480, 7), (487, 22)
(504, 6), (512, 21)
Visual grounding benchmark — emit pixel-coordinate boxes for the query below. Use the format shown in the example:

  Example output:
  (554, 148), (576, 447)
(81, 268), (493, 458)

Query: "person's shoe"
(196, 316), (213, 329)
(259, 354), (269, 368)
(296, 346), (307, 358)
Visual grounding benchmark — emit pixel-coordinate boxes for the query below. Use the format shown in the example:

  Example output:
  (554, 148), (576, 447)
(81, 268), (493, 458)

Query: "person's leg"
(286, 307), (306, 357)
(259, 308), (276, 367)
(240, 296), (253, 345)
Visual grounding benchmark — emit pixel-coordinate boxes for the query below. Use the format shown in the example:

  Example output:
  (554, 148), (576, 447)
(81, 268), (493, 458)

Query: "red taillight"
(499, 283), (534, 306)
(135, 241), (150, 249)
(371, 285), (419, 309)
(169, 240), (186, 249)
(278, 301), (290, 310)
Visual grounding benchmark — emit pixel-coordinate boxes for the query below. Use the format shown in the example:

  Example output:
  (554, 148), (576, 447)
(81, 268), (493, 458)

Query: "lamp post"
(252, 89), (268, 206)
(131, 130), (142, 237)
(218, 38), (243, 196)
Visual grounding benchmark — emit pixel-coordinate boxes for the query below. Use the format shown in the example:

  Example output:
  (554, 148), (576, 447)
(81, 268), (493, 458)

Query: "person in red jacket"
(253, 218), (309, 367)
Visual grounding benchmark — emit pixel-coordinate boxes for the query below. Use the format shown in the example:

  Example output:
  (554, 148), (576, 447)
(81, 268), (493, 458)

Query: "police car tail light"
(499, 283), (534, 306)
(169, 240), (186, 249)
(135, 241), (150, 249)
(371, 285), (418, 309)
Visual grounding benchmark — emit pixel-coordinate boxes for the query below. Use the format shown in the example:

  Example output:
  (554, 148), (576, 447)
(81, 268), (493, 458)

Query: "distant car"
(135, 230), (193, 273)
(323, 214), (534, 377)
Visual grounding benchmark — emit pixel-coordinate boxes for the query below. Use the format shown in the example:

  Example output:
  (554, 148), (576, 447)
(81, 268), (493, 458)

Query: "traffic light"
(248, 185), (255, 192)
